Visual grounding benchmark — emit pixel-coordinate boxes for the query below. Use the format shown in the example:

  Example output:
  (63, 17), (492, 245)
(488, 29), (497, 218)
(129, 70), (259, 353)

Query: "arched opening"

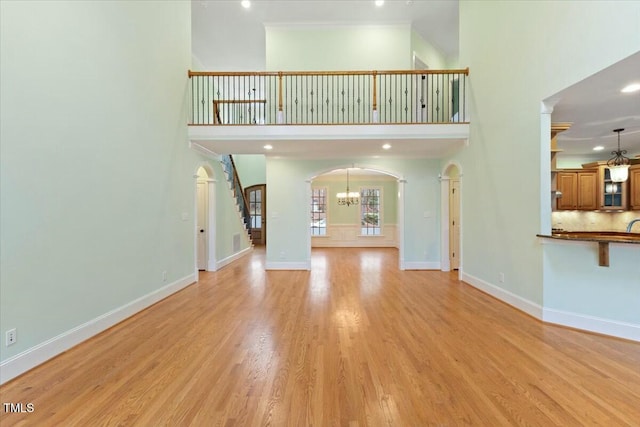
(306, 164), (405, 270)
(195, 165), (216, 272)
(440, 162), (462, 274)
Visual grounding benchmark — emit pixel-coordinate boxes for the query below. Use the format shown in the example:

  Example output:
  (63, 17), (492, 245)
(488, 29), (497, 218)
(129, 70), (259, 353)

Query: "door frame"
(440, 162), (463, 275)
(245, 184), (266, 245)
(449, 179), (460, 270)
(195, 165), (217, 273)
(196, 180), (208, 270)
(306, 164), (405, 270)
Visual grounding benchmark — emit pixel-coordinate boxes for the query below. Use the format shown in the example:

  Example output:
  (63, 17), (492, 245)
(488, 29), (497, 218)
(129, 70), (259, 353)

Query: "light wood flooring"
(1, 248), (639, 426)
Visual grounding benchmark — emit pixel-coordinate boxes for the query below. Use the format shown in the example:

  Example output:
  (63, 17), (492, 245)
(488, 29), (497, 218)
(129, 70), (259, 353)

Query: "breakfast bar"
(537, 231), (640, 266)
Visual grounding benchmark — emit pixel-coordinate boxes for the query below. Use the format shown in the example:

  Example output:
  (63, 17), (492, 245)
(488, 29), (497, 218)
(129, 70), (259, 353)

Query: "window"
(248, 188), (262, 228)
(311, 188), (327, 236)
(360, 188), (381, 235)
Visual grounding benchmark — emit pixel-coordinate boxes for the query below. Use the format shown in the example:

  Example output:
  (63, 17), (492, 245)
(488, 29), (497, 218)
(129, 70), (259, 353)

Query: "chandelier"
(607, 128), (630, 183)
(337, 169), (359, 206)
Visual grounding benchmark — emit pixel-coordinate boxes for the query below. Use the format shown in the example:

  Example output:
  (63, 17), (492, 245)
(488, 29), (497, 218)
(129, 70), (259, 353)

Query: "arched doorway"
(306, 164), (406, 270)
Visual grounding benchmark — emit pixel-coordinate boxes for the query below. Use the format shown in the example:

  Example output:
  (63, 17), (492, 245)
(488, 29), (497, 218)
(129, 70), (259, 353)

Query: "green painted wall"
(0, 1), (200, 363)
(266, 24), (412, 70)
(410, 30), (449, 69)
(233, 154), (267, 188)
(453, 1), (640, 321)
(266, 158), (441, 266)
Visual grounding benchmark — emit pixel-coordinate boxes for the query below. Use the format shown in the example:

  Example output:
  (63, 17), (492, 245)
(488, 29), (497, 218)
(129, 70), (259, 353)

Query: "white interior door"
(197, 181), (208, 270)
(449, 179), (460, 270)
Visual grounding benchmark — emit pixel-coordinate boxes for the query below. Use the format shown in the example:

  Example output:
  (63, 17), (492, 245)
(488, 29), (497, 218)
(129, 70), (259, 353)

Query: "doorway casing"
(306, 164), (406, 270)
(195, 165), (217, 273)
(440, 162), (463, 275)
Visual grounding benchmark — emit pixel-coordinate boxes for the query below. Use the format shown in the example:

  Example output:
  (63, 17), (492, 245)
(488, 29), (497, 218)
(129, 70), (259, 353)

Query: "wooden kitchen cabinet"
(550, 123), (571, 211)
(596, 165), (628, 210)
(556, 170), (597, 210)
(630, 165), (640, 210)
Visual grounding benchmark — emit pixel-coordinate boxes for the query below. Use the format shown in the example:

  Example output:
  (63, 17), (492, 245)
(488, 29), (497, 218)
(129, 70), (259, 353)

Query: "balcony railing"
(188, 68), (468, 126)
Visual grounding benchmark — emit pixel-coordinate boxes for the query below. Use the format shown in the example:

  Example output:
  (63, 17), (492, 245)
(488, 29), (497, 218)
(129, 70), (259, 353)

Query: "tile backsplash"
(552, 211), (640, 232)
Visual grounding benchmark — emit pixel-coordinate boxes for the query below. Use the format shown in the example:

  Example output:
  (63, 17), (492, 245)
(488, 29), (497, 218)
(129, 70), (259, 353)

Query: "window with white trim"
(360, 188), (381, 235)
(311, 187), (327, 236)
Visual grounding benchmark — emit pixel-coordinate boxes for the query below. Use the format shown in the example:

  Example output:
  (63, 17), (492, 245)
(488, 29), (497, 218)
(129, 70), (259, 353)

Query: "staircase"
(220, 155), (252, 243)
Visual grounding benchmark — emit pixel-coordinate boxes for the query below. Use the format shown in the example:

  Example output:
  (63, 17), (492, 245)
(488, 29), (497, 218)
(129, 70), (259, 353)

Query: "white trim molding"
(402, 261), (441, 270)
(0, 274), (197, 385)
(312, 224), (398, 248)
(543, 308), (640, 342)
(460, 271), (639, 342)
(265, 261), (311, 270)
(216, 246), (252, 270)
(460, 271), (544, 320)
(189, 141), (222, 160)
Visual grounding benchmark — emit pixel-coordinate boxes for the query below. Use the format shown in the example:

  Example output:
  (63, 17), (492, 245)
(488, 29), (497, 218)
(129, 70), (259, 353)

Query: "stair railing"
(221, 155), (252, 233)
(188, 68), (469, 125)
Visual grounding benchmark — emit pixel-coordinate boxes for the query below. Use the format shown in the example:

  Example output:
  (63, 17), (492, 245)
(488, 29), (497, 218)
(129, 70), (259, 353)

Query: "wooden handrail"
(188, 68), (469, 77)
(188, 67), (469, 125)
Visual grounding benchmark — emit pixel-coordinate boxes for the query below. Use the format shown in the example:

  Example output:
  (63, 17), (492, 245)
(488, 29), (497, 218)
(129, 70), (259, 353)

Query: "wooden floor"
(2, 248), (639, 426)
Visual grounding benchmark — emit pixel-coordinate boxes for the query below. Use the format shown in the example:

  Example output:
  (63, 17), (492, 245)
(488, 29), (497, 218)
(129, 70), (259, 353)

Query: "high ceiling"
(191, 1), (640, 160)
(192, 0), (459, 69)
(548, 51), (640, 160)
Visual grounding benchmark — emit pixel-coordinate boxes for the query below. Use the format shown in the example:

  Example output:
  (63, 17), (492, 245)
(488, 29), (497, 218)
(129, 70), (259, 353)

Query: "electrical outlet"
(162, 271), (168, 282)
(6, 329), (16, 346)
(499, 272), (505, 283)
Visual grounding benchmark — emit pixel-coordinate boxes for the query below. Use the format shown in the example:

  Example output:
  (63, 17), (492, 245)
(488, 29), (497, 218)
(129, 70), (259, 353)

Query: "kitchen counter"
(537, 231), (640, 266)
(538, 231), (640, 244)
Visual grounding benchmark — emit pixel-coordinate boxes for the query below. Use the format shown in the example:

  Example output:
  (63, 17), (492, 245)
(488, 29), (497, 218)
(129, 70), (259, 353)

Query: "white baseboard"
(401, 261), (441, 270)
(265, 261), (311, 270)
(460, 271), (639, 342)
(0, 273), (197, 385)
(460, 271), (543, 319)
(543, 308), (640, 342)
(216, 247), (252, 270)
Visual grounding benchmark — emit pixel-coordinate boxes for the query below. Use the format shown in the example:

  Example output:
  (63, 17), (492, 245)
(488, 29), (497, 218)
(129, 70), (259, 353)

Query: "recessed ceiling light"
(621, 83), (640, 93)
(375, 0), (384, 6)
(593, 146), (605, 151)
(241, 0), (250, 9)
(382, 143), (391, 150)
(263, 144), (273, 150)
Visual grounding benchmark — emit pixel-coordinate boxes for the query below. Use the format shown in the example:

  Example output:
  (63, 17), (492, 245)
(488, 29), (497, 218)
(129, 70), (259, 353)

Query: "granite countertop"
(537, 231), (640, 244)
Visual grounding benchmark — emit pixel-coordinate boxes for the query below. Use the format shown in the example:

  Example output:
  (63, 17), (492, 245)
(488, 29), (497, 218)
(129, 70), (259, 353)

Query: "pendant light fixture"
(337, 169), (359, 207)
(607, 128), (630, 183)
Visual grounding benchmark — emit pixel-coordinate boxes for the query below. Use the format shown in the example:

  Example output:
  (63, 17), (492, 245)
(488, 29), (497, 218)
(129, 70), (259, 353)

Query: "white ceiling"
(191, 2), (640, 161)
(549, 51), (640, 160)
(189, 124), (469, 159)
(192, 0), (459, 69)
